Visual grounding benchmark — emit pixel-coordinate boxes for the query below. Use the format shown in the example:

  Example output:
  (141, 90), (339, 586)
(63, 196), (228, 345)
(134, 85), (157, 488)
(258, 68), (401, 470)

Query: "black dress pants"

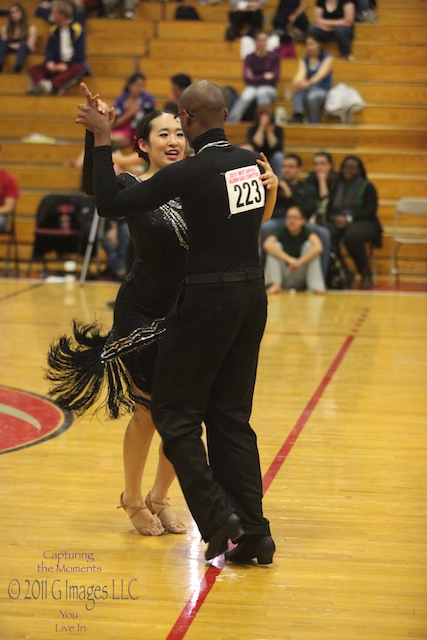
(151, 276), (271, 541)
(328, 220), (377, 275)
(229, 9), (263, 36)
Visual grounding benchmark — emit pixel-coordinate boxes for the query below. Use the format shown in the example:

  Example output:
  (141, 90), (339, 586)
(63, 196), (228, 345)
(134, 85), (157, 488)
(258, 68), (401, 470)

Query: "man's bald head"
(179, 80), (227, 135)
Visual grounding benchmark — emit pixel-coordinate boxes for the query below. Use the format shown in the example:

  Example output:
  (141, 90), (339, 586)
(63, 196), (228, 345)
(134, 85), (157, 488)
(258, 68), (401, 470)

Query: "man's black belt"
(185, 269), (263, 285)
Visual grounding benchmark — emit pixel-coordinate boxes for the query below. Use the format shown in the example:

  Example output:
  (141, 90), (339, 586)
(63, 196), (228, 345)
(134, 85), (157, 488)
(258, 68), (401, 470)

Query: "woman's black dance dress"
(46, 143), (188, 419)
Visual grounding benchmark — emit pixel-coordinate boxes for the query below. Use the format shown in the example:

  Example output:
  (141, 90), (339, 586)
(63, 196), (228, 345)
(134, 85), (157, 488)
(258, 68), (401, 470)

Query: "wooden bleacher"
(0, 0), (426, 277)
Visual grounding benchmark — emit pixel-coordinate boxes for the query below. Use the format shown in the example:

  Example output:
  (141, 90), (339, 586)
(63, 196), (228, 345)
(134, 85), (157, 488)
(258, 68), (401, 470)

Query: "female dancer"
(47, 97), (189, 536)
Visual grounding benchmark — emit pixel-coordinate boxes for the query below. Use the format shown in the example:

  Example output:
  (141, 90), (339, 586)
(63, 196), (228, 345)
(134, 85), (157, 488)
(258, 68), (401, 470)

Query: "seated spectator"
(34, 0), (86, 24)
(304, 150), (340, 224)
(0, 143), (19, 233)
(228, 31), (280, 122)
(102, 217), (131, 280)
(104, 0), (136, 20)
(263, 204), (326, 294)
(326, 155), (382, 289)
(164, 73), (192, 114)
(272, 0), (309, 40)
(111, 149), (145, 175)
(27, 0), (89, 95)
(64, 148), (145, 184)
(111, 72), (155, 149)
(290, 34), (333, 123)
(84, 0), (105, 18)
(246, 104), (284, 177)
(307, 0), (355, 59)
(0, 3), (37, 74)
(225, 0), (264, 41)
(260, 153), (330, 277)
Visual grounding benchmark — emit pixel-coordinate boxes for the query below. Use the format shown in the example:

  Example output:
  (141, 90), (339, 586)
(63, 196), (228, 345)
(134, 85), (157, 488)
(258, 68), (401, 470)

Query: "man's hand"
(257, 153), (278, 191)
(286, 256), (300, 272)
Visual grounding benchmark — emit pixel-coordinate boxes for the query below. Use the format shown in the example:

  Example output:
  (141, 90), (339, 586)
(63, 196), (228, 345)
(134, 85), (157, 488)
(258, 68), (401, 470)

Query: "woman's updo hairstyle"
(132, 110), (177, 163)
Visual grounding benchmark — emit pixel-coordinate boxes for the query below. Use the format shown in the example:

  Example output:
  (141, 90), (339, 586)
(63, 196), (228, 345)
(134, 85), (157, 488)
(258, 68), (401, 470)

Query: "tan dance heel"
(145, 491), (187, 535)
(117, 493), (165, 536)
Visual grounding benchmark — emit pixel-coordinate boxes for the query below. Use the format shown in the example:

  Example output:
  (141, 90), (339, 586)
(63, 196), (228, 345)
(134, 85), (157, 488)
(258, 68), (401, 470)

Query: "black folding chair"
(26, 193), (95, 276)
(0, 208), (20, 276)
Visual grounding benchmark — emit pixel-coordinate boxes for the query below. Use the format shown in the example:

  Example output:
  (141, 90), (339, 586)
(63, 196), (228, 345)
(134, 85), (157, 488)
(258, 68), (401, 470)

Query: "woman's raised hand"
(76, 82), (115, 132)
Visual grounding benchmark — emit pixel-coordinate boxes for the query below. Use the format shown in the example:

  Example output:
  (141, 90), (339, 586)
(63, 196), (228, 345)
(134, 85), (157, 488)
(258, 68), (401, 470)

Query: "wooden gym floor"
(0, 278), (426, 640)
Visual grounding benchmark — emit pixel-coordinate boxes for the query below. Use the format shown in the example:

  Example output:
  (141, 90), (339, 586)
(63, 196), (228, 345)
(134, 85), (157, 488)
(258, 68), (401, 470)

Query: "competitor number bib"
(224, 165), (265, 216)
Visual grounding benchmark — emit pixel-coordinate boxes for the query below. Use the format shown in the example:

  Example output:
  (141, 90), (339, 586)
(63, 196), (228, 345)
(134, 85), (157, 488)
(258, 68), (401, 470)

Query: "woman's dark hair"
(132, 110), (177, 162)
(340, 155), (367, 179)
(254, 103), (274, 123)
(171, 73), (192, 90)
(286, 204), (307, 220)
(313, 150), (334, 166)
(305, 33), (325, 58)
(123, 72), (146, 93)
(7, 3), (28, 40)
(286, 153), (303, 167)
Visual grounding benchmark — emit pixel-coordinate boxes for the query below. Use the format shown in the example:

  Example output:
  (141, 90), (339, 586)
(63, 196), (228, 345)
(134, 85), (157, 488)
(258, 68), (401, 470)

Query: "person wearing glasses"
(0, 3), (37, 73)
(263, 204), (326, 294)
(76, 79), (278, 566)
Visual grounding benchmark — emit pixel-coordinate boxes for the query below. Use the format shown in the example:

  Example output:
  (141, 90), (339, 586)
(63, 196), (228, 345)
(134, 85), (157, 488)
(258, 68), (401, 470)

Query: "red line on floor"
(263, 334), (354, 493)
(166, 315), (365, 640)
(166, 562), (224, 640)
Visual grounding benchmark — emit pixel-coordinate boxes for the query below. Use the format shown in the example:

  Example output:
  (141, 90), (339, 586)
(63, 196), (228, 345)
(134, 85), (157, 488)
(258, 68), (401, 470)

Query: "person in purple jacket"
(111, 72), (156, 149)
(27, 0), (89, 95)
(227, 31), (281, 122)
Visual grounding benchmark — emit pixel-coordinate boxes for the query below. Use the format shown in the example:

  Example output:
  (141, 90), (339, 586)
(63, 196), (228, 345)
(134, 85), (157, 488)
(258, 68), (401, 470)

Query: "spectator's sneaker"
(359, 9), (378, 23)
(39, 79), (53, 95)
(124, 10), (134, 18)
(27, 80), (43, 95)
(287, 26), (305, 42)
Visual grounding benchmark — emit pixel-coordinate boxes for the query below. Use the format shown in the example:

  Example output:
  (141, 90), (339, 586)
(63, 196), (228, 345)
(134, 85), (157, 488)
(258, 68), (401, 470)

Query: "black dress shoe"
(225, 535), (276, 565)
(205, 514), (244, 561)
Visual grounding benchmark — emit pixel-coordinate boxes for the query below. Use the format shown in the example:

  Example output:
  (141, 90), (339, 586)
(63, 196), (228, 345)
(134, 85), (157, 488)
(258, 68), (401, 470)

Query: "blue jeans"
(102, 218), (131, 278)
(269, 151), (285, 178)
(0, 39), (29, 70)
(228, 85), (278, 122)
(293, 86), (328, 123)
(308, 25), (354, 57)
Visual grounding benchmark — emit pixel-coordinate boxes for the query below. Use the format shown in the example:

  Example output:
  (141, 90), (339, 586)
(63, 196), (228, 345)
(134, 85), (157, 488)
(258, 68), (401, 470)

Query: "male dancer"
(77, 80), (277, 564)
